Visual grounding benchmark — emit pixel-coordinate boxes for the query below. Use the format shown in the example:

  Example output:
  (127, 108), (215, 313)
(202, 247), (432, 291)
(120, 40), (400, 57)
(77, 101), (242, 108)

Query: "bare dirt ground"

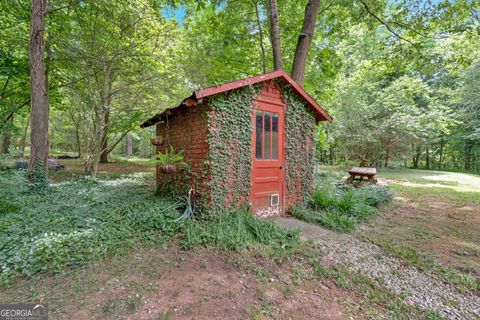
(0, 245), (362, 320)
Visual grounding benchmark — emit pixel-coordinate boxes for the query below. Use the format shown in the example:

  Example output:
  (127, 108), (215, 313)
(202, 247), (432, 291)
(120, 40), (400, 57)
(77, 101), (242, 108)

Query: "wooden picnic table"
(346, 167), (377, 185)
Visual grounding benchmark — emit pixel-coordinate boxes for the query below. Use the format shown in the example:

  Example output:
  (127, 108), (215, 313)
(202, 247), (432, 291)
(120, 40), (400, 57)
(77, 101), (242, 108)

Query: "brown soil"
(0, 245), (360, 320)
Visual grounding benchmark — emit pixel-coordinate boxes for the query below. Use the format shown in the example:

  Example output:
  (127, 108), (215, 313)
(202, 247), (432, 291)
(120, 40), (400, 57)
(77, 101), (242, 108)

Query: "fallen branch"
(296, 290), (323, 297)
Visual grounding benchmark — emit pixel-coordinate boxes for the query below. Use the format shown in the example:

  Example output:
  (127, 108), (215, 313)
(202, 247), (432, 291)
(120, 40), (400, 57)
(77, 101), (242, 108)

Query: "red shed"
(141, 70), (332, 217)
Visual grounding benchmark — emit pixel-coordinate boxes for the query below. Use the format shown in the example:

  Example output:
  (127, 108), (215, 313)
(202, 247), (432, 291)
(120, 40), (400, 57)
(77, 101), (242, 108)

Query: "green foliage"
(203, 85), (259, 216)
(0, 171), (297, 284)
(0, 155), (16, 170)
(155, 145), (185, 165)
(281, 84), (316, 203)
(292, 173), (393, 232)
(180, 210), (299, 251)
(355, 184), (395, 207)
(27, 158), (48, 192)
(0, 171), (182, 284)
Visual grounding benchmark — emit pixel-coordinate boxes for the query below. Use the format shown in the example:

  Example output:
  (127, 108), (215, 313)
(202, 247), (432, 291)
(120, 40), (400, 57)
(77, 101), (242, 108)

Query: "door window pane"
(264, 112), (271, 159)
(272, 113), (278, 159)
(255, 111), (263, 159)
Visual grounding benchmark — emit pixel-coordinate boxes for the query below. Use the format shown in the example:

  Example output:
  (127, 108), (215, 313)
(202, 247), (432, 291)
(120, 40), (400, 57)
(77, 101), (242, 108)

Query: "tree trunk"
(254, 0), (267, 73)
(2, 131), (10, 155)
(329, 143), (334, 165)
(412, 144), (420, 168)
(20, 112), (30, 157)
(1, 116), (12, 154)
(291, 0), (321, 86)
(438, 136), (444, 168)
(125, 133), (133, 157)
(28, 0), (49, 183)
(384, 145), (390, 168)
(268, 0), (283, 70)
(425, 146), (430, 169)
(464, 141), (472, 171)
(99, 110), (110, 163)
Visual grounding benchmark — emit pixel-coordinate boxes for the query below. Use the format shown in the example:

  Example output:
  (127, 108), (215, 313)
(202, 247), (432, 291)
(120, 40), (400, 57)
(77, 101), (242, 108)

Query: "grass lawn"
(358, 168), (480, 288)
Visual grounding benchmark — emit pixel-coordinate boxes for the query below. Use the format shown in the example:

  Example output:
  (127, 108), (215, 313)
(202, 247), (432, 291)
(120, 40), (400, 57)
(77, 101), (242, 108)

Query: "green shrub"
(179, 210), (299, 250)
(290, 206), (319, 223)
(355, 185), (394, 208)
(319, 211), (357, 233)
(0, 155), (16, 171)
(294, 172), (394, 233)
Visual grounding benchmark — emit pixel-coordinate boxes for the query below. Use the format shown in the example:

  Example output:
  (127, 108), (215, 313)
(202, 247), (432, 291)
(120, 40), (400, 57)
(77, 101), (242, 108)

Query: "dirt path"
(274, 217), (480, 320)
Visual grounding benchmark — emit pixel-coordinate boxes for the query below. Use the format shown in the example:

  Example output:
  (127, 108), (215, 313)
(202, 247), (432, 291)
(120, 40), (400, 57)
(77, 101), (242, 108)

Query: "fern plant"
(155, 146), (185, 165)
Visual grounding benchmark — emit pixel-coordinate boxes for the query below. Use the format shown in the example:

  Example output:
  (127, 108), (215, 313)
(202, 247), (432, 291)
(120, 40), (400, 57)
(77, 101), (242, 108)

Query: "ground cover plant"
(291, 172), (394, 232)
(0, 170), (298, 285)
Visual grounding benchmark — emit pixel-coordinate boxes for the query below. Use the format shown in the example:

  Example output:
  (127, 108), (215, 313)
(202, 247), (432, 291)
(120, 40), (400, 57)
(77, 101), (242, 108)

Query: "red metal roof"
(141, 70), (332, 128)
(195, 70), (332, 122)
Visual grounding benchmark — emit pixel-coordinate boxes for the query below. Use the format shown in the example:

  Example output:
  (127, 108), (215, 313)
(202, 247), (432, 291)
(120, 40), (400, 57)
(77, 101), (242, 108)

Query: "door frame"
(251, 95), (286, 216)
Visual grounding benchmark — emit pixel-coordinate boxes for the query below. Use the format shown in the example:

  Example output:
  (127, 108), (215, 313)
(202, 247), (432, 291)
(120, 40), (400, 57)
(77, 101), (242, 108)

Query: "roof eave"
(195, 70), (332, 123)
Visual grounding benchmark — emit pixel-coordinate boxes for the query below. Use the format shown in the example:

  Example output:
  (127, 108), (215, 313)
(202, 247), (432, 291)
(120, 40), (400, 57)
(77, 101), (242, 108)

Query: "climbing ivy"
(281, 84), (316, 205)
(194, 81), (316, 216)
(28, 158), (49, 192)
(201, 84), (261, 217)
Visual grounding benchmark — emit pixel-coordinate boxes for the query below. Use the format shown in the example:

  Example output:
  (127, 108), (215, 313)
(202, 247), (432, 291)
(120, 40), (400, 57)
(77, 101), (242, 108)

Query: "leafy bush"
(0, 155), (16, 171)
(180, 210), (299, 250)
(355, 185), (394, 207)
(319, 211), (357, 233)
(293, 172), (394, 232)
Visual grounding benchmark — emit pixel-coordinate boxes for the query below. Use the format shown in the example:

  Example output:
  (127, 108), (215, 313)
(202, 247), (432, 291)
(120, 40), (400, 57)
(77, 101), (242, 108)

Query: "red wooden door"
(251, 85), (285, 217)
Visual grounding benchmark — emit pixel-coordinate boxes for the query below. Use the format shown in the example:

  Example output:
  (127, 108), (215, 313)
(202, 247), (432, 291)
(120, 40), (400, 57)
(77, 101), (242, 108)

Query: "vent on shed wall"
(270, 194), (279, 206)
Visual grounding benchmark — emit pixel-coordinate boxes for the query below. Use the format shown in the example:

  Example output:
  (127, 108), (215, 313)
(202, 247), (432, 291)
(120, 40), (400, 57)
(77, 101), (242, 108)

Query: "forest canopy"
(1, 0), (479, 177)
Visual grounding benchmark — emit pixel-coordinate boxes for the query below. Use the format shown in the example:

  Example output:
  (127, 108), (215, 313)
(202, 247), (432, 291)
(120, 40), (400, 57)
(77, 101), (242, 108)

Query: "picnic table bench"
(344, 167), (377, 185)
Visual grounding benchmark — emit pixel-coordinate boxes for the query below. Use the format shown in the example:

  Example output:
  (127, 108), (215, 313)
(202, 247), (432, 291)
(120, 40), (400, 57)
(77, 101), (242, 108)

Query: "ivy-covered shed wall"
(281, 84), (317, 208)
(145, 71), (331, 217)
(203, 85), (259, 215)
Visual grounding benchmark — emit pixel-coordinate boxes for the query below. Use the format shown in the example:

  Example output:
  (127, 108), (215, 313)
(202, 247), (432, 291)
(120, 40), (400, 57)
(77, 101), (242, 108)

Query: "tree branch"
(357, 0), (420, 52)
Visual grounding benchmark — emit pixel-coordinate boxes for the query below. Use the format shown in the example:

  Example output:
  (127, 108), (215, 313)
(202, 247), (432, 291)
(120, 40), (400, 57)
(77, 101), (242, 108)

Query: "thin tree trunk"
(412, 144), (420, 168)
(99, 110), (110, 163)
(268, 0), (283, 70)
(2, 130), (10, 154)
(291, 0), (321, 86)
(20, 111), (30, 157)
(253, 0), (267, 73)
(329, 143), (333, 165)
(1, 116), (12, 154)
(28, 0), (49, 182)
(126, 133), (133, 157)
(464, 141), (472, 171)
(69, 112), (82, 157)
(384, 145), (390, 168)
(425, 146), (430, 169)
(438, 136), (444, 169)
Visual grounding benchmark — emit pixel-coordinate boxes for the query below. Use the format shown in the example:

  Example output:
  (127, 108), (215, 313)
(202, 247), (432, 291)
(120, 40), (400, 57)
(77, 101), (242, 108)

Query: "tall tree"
(28, 0), (49, 183)
(291, 0), (321, 85)
(253, 0), (266, 73)
(268, 0), (283, 70)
